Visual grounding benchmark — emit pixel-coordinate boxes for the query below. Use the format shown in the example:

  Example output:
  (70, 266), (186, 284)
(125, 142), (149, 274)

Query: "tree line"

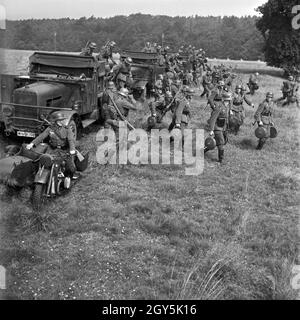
(0, 14), (265, 61)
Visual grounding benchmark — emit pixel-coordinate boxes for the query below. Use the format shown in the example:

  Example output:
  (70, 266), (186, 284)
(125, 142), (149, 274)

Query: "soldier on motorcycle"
(26, 111), (78, 179)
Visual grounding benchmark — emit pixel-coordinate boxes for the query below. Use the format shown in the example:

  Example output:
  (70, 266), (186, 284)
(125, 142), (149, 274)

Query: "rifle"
(157, 85), (183, 122)
(107, 92), (136, 130)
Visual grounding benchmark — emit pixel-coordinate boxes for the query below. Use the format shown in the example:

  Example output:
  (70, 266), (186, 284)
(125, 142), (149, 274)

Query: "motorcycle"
(0, 143), (89, 211)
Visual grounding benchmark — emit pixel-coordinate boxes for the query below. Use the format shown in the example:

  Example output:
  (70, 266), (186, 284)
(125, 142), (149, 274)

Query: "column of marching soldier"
(28, 41), (299, 167)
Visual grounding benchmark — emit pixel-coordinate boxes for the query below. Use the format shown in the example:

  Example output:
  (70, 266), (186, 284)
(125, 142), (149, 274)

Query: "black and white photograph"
(0, 0), (299, 303)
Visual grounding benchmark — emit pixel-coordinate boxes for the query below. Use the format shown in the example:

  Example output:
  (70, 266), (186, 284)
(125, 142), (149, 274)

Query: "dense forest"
(0, 14), (265, 60)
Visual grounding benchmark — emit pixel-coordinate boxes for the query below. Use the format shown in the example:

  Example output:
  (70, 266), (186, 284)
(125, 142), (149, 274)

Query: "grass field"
(0, 59), (299, 299)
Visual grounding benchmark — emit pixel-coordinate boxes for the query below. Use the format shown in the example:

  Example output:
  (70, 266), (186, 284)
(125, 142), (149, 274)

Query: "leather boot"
(256, 139), (265, 150)
(218, 149), (224, 163)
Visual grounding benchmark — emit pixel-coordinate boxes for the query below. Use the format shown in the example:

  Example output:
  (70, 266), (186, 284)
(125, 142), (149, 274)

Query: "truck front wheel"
(69, 118), (82, 140)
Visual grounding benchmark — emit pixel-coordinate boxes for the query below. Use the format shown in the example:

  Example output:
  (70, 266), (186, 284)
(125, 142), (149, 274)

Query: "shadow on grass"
(233, 138), (257, 150)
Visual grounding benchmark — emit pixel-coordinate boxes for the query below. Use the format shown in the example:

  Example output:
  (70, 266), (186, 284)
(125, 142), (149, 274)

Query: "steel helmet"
(157, 45), (162, 50)
(51, 111), (66, 122)
(110, 41), (116, 47)
(205, 137), (216, 150)
(222, 92), (232, 101)
(125, 57), (133, 65)
(255, 72), (259, 76)
(107, 81), (115, 89)
(158, 74), (164, 80)
(235, 84), (242, 90)
(89, 42), (97, 49)
(165, 46), (170, 50)
(270, 126), (278, 138)
(288, 75), (294, 81)
(266, 92), (273, 98)
(119, 87), (129, 97)
(255, 126), (267, 139)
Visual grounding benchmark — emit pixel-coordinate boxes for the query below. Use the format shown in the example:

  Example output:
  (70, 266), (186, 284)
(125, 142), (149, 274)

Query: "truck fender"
(34, 168), (51, 184)
(63, 111), (80, 125)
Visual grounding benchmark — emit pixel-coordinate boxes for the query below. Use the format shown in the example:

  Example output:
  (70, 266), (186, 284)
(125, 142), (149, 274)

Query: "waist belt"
(261, 113), (270, 116)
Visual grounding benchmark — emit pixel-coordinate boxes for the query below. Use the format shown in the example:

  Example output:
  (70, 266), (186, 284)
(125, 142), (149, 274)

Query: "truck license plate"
(17, 131), (35, 138)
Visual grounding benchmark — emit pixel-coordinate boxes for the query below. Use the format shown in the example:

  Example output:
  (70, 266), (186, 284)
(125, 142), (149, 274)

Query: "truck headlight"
(2, 106), (13, 116)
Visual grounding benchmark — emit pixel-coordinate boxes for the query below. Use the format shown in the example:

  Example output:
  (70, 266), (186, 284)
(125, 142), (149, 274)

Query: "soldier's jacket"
(31, 124), (76, 151)
(209, 102), (230, 132)
(282, 80), (294, 93)
(150, 94), (167, 118)
(208, 87), (228, 109)
(102, 88), (117, 105)
(112, 63), (132, 79)
(254, 100), (274, 124)
(232, 92), (252, 112)
(202, 74), (212, 85)
(105, 93), (137, 121)
(101, 46), (113, 60)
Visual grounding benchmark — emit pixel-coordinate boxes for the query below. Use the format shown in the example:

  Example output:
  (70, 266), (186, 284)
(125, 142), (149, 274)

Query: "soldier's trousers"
(214, 130), (227, 152)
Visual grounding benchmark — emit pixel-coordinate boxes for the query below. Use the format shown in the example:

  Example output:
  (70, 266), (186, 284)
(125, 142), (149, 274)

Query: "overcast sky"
(1, 0), (267, 20)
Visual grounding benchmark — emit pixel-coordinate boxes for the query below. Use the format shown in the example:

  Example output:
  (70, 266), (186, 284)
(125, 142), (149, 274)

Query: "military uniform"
(31, 124), (76, 176)
(208, 96), (231, 162)
(147, 92), (170, 130)
(201, 73), (212, 98)
(254, 97), (275, 149)
(248, 74), (259, 94)
(168, 93), (191, 131)
(103, 92), (137, 130)
(208, 86), (228, 110)
(229, 92), (253, 134)
(111, 62), (133, 88)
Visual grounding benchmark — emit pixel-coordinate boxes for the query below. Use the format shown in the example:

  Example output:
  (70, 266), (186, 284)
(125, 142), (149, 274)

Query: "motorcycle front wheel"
(32, 183), (47, 211)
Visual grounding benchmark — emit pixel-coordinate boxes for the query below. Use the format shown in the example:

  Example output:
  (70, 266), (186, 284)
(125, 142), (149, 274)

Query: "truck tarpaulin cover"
(29, 52), (100, 69)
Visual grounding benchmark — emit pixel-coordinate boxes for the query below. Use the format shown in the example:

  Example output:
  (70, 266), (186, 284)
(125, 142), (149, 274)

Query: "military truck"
(119, 50), (165, 99)
(0, 51), (106, 139)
